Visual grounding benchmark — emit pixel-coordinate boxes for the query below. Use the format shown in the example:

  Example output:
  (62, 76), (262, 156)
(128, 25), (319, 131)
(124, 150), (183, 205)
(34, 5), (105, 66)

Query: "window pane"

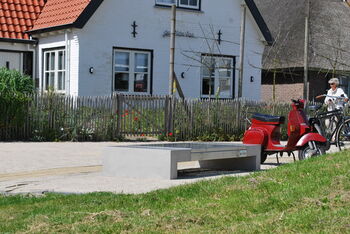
(189, 0), (197, 6)
(156, 0), (175, 5)
(135, 53), (149, 73)
(202, 66), (214, 77)
(45, 73), (50, 90)
(58, 72), (65, 90)
(134, 74), (148, 92)
(180, 0), (188, 5)
(202, 78), (215, 95)
(45, 53), (50, 71)
(58, 51), (65, 70)
(218, 59), (232, 77)
(219, 78), (230, 92)
(115, 73), (129, 91)
(50, 52), (55, 70)
(50, 72), (55, 88)
(115, 52), (129, 72)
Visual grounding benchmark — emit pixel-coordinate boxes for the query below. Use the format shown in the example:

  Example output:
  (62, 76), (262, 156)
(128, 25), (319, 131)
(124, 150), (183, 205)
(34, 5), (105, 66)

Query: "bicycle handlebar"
(316, 94), (348, 100)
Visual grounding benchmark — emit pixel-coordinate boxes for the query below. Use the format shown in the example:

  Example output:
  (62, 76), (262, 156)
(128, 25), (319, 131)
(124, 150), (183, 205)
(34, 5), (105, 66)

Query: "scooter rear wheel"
(298, 143), (325, 160)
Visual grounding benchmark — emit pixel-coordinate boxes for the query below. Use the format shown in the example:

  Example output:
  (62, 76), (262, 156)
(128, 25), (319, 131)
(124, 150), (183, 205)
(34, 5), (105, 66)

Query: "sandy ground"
(0, 142), (336, 195)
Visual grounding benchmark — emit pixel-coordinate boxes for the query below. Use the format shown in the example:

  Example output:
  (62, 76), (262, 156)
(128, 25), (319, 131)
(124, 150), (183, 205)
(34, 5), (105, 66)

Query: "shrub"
(0, 68), (34, 127)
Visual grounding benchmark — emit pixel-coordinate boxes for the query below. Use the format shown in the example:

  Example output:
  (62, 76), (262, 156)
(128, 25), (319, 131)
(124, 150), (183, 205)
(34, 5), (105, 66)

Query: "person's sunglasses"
(330, 83), (336, 85)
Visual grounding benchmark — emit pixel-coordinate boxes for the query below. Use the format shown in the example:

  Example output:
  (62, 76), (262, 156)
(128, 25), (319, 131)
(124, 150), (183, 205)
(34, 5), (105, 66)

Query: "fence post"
(164, 96), (174, 135)
(116, 94), (122, 138)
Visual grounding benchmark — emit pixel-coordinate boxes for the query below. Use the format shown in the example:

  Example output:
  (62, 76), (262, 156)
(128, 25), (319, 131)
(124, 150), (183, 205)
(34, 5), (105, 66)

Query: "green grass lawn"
(1, 152), (350, 233)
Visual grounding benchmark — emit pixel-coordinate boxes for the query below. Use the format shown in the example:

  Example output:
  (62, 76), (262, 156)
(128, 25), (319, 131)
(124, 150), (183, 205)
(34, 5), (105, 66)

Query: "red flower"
(168, 132), (173, 137)
(121, 114), (125, 118)
(125, 113), (129, 116)
(141, 133), (145, 136)
(134, 117), (139, 121)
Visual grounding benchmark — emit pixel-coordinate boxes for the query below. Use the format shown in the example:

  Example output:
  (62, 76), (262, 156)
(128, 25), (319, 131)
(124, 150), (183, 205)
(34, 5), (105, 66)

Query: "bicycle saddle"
(308, 104), (322, 111)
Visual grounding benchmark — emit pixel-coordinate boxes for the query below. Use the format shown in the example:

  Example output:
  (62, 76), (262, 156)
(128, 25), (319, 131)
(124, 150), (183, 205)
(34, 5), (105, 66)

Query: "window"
(114, 49), (151, 94)
(201, 55), (235, 98)
(339, 76), (350, 96)
(43, 49), (66, 92)
(155, 0), (200, 10)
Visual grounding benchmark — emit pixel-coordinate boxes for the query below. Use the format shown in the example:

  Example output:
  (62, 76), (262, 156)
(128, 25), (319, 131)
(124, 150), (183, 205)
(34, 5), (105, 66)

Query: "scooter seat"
(252, 113), (285, 124)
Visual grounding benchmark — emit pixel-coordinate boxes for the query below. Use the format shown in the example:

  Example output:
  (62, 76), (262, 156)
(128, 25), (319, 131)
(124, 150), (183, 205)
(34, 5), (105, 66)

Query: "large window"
(155, 0), (200, 10)
(114, 49), (151, 94)
(201, 55), (235, 98)
(43, 49), (66, 92)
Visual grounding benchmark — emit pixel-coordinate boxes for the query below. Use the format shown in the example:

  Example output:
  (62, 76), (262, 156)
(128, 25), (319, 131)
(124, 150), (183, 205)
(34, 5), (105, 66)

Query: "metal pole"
(169, 5), (176, 96)
(238, 4), (246, 98)
(304, 0), (310, 100)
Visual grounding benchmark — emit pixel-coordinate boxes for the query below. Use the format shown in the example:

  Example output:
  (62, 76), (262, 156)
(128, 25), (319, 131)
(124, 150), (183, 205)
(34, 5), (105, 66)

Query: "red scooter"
(243, 99), (327, 163)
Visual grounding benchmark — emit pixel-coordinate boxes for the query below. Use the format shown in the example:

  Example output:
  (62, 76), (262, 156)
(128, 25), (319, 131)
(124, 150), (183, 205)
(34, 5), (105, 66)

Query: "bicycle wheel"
(336, 119), (350, 151)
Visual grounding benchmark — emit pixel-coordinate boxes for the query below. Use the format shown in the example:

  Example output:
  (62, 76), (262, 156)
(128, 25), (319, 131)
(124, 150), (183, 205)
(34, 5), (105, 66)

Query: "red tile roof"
(0, 0), (46, 40)
(30, 0), (91, 32)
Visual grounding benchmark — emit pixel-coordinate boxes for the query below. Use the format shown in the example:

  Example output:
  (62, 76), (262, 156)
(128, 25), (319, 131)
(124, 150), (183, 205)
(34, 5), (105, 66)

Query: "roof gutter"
(0, 37), (38, 44)
(27, 23), (75, 35)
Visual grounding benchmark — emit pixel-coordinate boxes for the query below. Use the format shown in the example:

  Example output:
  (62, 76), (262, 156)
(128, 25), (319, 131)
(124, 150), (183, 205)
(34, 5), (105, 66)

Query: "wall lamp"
(89, 67), (94, 74)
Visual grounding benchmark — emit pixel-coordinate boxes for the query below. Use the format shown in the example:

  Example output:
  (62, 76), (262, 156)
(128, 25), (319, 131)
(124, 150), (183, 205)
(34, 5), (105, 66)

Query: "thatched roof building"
(255, 0), (350, 74)
(255, 0), (350, 101)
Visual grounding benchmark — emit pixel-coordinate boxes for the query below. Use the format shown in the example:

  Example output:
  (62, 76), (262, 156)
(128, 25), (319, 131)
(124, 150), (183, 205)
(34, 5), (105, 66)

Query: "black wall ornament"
(131, 21), (138, 38)
(217, 30), (222, 45)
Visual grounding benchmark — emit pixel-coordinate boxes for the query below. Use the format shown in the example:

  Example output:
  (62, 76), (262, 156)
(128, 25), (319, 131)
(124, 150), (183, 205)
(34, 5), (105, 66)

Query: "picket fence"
(0, 94), (291, 141)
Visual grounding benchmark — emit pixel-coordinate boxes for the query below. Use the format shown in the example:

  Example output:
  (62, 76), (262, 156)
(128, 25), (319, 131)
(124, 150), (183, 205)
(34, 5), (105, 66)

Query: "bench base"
(103, 144), (261, 180)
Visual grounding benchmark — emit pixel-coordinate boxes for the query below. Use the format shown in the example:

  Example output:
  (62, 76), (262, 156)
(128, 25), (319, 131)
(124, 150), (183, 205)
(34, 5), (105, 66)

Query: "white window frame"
(155, 0), (200, 10)
(200, 55), (235, 99)
(178, 0), (200, 9)
(43, 48), (66, 93)
(113, 49), (152, 94)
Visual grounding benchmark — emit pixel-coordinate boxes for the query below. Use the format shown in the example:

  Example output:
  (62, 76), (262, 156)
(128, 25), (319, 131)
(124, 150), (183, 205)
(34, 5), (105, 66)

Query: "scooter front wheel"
(298, 142), (325, 160)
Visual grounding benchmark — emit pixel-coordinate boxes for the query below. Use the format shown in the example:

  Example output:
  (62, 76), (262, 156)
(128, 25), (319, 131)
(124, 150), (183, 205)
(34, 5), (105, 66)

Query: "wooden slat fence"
(0, 94), (293, 141)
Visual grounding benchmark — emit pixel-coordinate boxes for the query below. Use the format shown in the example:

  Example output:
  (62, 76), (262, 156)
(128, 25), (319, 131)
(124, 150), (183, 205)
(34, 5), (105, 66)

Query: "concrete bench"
(103, 143), (261, 180)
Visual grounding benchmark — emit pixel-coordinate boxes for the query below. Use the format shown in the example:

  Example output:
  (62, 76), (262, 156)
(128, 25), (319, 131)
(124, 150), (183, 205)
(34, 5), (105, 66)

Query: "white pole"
(303, 0), (310, 100)
(238, 4), (246, 98)
(169, 5), (176, 96)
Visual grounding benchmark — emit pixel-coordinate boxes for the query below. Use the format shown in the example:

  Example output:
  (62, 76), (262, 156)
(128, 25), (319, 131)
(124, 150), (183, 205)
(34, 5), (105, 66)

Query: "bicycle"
(308, 95), (350, 151)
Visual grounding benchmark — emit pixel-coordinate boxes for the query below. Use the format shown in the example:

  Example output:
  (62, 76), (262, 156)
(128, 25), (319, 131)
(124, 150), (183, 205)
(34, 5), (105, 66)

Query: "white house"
(1, 0), (273, 100)
(0, 0), (46, 83)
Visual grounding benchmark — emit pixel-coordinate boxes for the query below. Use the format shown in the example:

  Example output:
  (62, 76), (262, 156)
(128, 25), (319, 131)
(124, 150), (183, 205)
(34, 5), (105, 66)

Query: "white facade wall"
(34, 0), (266, 100)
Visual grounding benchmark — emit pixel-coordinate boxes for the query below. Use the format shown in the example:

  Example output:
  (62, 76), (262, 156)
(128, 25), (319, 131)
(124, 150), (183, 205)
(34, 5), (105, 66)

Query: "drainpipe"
(65, 30), (71, 95)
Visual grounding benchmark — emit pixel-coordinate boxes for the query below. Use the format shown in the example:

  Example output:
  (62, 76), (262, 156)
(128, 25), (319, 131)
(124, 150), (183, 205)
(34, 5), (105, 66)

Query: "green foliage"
(0, 67), (34, 99)
(1, 151), (350, 232)
(0, 68), (34, 128)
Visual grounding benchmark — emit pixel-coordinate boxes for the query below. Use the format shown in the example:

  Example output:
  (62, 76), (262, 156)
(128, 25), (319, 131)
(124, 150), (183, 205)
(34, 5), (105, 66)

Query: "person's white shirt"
(324, 88), (348, 111)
